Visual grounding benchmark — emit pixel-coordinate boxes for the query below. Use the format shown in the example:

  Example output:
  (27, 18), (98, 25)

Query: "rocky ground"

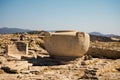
(0, 33), (120, 80)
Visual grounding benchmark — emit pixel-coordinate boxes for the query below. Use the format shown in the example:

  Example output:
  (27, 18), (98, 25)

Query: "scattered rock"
(0, 56), (7, 64)
(0, 32), (120, 80)
(1, 61), (32, 73)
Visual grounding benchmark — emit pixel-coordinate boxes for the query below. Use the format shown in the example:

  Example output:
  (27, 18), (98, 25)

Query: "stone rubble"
(0, 33), (120, 80)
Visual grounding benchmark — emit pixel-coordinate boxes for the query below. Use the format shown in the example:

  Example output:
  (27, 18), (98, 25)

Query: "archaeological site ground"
(0, 31), (120, 80)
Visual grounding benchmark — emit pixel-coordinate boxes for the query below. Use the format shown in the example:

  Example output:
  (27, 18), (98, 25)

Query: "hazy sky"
(0, 0), (120, 35)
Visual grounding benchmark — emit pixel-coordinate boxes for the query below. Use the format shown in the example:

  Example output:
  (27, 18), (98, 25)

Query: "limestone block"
(44, 30), (90, 57)
(7, 41), (28, 59)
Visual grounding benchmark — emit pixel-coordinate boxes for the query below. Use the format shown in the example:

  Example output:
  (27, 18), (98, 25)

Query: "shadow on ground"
(21, 56), (77, 66)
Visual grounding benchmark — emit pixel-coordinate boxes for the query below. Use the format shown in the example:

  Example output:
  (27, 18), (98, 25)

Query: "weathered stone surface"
(87, 42), (120, 58)
(0, 31), (120, 80)
(0, 74), (21, 80)
(88, 47), (120, 58)
(7, 41), (28, 59)
(44, 30), (90, 57)
(0, 56), (7, 64)
(81, 58), (99, 65)
(1, 61), (32, 73)
(95, 60), (120, 75)
(79, 59), (120, 79)
(0, 69), (4, 74)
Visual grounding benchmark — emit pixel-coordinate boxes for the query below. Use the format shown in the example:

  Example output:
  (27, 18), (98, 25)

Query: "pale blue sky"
(0, 0), (120, 35)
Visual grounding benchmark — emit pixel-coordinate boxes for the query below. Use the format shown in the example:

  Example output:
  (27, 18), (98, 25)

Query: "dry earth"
(0, 33), (120, 80)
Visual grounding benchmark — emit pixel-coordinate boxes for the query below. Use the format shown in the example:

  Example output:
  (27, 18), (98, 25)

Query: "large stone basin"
(44, 30), (90, 57)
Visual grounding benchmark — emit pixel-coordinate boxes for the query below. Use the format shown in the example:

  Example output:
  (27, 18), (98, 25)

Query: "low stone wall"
(87, 42), (120, 59)
(87, 47), (120, 58)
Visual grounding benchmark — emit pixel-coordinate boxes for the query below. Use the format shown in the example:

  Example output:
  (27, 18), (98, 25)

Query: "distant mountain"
(0, 27), (31, 34)
(89, 32), (120, 37)
(89, 32), (120, 42)
(89, 32), (104, 36)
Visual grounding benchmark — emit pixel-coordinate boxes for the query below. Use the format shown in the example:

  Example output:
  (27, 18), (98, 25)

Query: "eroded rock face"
(87, 42), (120, 59)
(44, 30), (90, 57)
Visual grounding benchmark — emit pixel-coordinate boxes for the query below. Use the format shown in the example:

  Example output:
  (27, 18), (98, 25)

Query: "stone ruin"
(5, 30), (120, 59)
(7, 41), (28, 59)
